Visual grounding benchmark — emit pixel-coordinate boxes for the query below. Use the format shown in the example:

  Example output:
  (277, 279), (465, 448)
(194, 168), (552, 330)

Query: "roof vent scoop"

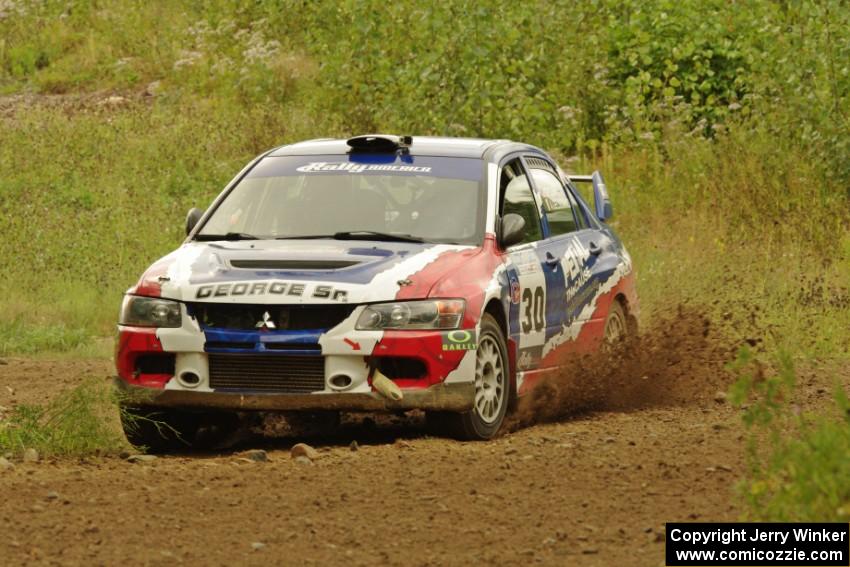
(346, 134), (412, 152)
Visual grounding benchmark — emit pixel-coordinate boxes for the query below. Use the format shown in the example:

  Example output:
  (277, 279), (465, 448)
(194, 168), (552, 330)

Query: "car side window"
(499, 158), (542, 245)
(564, 185), (589, 230)
(528, 168), (580, 237)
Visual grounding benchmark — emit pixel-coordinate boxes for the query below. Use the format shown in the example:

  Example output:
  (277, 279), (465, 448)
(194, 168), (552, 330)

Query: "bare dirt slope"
(0, 316), (839, 566)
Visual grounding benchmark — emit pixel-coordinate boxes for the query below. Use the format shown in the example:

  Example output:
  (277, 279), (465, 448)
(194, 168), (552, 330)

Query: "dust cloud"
(509, 305), (741, 428)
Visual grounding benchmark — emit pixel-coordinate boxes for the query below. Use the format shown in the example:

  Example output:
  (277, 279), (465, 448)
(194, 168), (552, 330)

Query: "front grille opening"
(208, 354), (325, 393)
(264, 343), (322, 352)
(190, 303), (356, 331)
(376, 357), (427, 380)
(205, 341), (254, 350)
(135, 354), (175, 376)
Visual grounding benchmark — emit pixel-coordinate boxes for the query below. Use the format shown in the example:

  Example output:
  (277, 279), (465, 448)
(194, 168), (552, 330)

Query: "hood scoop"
(230, 259), (359, 270)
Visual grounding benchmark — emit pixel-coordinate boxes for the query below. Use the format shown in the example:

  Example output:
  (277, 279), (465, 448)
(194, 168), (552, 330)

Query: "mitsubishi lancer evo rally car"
(115, 134), (637, 448)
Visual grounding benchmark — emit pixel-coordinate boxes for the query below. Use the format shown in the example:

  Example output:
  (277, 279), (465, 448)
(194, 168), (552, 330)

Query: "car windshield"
(197, 154), (484, 245)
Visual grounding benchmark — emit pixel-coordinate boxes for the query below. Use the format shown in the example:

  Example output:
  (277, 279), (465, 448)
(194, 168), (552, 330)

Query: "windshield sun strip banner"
(246, 155), (483, 181)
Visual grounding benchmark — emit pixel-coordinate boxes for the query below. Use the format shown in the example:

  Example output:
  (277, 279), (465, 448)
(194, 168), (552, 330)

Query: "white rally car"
(115, 135), (637, 449)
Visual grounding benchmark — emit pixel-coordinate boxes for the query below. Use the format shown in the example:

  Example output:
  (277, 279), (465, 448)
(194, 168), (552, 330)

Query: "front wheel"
(430, 313), (511, 440)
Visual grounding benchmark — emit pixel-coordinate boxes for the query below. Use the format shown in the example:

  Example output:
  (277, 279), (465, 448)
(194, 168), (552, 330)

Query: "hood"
(131, 239), (482, 305)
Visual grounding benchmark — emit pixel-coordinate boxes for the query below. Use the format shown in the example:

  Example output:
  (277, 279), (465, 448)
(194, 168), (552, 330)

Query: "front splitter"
(114, 378), (474, 412)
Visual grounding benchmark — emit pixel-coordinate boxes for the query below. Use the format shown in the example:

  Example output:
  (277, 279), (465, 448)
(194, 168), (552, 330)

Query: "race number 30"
(521, 285), (545, 333)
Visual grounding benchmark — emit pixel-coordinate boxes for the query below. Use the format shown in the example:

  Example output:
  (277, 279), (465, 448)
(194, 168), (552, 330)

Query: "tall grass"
(578, 128), (850, 358)
(5, 100), (847, 357)
(0, 0), (848, 357)
(729, 348), (850, 521)
(0, 377), (130, 457)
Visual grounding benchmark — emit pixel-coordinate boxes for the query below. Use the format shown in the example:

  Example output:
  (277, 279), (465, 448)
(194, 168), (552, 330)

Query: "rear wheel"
(603, 300), (628, 346)
(120, 406), (239, 453)
(430, 314), (511, 440)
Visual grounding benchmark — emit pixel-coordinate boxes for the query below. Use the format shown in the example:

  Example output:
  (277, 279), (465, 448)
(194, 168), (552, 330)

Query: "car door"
(498, 157), (549, 379)
(524, 155), (621, 359)
(559, 175), (625, 347)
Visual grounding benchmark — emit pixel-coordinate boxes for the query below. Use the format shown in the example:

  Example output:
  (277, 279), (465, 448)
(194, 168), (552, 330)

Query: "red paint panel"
(373, 235), (505, 388)
(397, 235), (503, 329)
(115, 327), (171, 389)
(372, 330), (466, 388)
(128, 255), (175, 298)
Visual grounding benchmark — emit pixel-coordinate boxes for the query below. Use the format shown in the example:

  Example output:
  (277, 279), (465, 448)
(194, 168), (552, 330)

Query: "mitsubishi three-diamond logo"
(255, 311), (276, 330)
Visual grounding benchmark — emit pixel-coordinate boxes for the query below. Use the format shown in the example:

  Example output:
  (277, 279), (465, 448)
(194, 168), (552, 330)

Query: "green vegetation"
(0, 377), (129, 457)
(1, 0), (848, 357)
(730, 348), (850, 521)
(0, 1), (846, 513)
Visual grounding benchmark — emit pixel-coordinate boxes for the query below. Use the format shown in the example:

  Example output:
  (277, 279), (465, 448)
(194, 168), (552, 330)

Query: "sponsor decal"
(509, 276), (521, 305)
(512, 250), (541, 275)
(195, 281), (349, 301)
(441, 329), (477, 351)
(564, 267), (593, 303)
(295, 162), (432, 174)
(343, 337), (361, 351)
(563, 237), (591, 281)
(567, 279), (601, 311)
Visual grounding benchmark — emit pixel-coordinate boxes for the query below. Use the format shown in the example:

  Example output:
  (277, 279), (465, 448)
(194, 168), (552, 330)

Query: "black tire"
(429, 314), (511, 440)
(120, 406), (239, 454)
(603, 300), (628, 346)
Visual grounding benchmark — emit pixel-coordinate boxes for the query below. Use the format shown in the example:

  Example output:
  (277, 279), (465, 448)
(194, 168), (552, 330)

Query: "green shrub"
(729, 348), (850, 521)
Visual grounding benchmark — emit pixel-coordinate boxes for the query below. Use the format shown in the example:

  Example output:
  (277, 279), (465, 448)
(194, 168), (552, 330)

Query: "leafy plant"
(729, 348), (850, 521)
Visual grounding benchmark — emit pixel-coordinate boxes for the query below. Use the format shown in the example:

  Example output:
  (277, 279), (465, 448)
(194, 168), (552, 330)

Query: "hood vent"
(230, 259), (359, 270)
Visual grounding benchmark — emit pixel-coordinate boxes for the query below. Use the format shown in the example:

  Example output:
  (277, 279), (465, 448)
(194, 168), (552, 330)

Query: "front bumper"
(114, 377), (474, 412)
(116, 302), (478, 412)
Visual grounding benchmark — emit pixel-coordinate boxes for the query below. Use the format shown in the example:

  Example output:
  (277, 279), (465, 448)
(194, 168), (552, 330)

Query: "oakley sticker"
(441, 330), (477, 351)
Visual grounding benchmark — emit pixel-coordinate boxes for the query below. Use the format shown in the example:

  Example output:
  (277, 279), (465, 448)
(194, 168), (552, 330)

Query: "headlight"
(356, 299), (465, 330)
(120, 295), (182, 328)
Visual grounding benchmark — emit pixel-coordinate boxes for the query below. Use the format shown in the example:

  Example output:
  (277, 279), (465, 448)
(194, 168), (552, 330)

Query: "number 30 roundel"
(506, 249), (547, 352)
(521, 286), (545, 333)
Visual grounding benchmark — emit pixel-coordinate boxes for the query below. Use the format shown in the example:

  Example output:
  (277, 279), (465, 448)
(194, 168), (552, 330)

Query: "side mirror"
(499, 213), (526, 249)
(186, 208), (204, 236)
(591, 171), (613, 221)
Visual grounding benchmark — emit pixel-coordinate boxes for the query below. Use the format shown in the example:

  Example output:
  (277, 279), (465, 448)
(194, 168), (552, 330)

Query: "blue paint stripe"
(203, 328), (324, 356)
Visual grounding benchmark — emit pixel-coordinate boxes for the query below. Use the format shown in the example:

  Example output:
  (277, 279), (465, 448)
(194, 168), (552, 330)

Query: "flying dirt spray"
(508, 305), (739, 429)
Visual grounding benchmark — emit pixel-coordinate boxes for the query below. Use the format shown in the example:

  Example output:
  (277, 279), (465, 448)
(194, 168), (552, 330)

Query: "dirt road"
(0, 314), (838, 566)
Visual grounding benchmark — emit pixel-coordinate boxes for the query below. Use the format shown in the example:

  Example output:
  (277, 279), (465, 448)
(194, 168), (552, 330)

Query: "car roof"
(267, 135), (546, 162)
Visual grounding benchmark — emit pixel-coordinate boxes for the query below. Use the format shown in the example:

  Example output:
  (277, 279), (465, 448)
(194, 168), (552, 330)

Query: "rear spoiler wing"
(567, 170), (613, 222)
